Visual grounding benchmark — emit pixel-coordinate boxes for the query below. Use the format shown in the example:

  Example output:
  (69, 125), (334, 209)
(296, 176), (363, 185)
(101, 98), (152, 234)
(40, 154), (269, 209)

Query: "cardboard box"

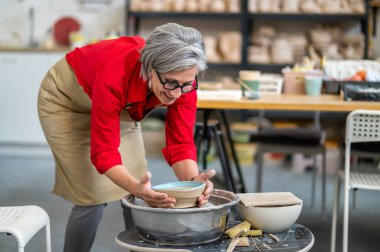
(283, 70), (323, 94)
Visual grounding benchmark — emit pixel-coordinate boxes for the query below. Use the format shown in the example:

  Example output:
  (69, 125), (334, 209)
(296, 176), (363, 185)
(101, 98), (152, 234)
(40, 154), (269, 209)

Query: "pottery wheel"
(115, 223), (314, 252)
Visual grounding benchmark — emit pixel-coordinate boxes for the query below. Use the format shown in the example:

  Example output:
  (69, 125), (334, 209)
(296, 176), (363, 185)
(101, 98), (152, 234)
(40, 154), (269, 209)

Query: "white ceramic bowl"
(152, 181), (206, 208)
(237, 202), (303, 233)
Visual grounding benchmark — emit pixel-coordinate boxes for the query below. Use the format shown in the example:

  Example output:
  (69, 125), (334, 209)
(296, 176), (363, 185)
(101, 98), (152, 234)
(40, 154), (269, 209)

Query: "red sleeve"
(162, 91), (198, 166)
(90, 74), (123, 174)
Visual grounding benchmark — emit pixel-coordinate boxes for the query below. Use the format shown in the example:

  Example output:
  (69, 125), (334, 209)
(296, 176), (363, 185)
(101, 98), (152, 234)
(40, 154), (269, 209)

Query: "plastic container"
(259, 74), (283, 94)
(324, 80), (380, 94)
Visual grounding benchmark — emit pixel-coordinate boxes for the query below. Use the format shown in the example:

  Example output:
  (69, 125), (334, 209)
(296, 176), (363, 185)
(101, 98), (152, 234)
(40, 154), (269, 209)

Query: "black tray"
(324, 80), (380, 94)
(342, 84), (380, 101)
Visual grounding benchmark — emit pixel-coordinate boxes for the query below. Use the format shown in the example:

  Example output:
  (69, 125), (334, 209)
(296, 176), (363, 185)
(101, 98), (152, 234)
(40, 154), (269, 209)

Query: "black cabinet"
(125, 0), (370, 73)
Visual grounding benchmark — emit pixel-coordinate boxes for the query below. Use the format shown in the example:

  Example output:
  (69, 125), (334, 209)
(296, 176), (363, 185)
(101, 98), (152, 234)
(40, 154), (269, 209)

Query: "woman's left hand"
(192, 169), (216, 207)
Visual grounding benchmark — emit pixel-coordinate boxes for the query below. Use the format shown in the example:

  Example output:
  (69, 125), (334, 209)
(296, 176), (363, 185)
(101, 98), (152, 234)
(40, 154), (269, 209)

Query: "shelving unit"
(125, 11), (241, 38)
(125, 0), (370, 73)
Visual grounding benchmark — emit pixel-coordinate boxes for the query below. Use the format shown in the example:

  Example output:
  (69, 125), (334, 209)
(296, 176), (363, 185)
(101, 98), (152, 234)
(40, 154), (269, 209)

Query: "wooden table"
(194, 93), (380, 194)
(197, 94), (380, 111)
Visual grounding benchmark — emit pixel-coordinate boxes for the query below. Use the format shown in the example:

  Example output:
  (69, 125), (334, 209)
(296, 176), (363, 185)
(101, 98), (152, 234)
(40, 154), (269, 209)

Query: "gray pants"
(63, 202), (134, 252)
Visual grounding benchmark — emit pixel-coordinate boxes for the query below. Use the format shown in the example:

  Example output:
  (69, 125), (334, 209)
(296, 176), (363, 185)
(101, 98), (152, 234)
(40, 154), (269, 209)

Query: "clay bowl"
(236, 192), (303, 233)
(152, 181), (206, 208)
(237, 202), (303, 233)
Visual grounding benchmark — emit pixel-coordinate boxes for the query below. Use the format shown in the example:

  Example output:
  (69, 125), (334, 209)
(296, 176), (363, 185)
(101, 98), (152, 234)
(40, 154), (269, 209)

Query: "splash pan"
(121, 189), (238, 246)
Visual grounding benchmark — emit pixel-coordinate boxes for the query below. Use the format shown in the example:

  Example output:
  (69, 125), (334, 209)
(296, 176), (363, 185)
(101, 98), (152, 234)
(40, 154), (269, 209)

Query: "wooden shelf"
(125, 0), (371, 73)
(128, 12), (241, 19)
(247, 13), (367, 21)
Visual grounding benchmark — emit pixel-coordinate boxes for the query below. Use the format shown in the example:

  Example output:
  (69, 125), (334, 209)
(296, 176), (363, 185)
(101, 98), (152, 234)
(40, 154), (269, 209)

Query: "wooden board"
(237, 192), (303, 207)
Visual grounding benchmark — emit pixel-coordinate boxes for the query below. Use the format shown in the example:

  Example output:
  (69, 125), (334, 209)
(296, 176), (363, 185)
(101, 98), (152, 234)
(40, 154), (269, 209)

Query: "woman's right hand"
(134, 172), (176, 208)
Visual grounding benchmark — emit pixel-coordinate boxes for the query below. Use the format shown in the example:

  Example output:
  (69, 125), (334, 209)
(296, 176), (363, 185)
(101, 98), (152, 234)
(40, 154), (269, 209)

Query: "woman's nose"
(169, 88), (182, 98)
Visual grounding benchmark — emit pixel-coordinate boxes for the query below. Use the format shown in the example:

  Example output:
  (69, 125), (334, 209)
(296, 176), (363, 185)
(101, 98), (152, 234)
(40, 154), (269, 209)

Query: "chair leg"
(331, 175), (341, 252)
(202, 128), (212, 171)
(322, 150), (327, 219)
(343, 182), (350, 252)
(16, 233), (25, 252)
(193, 124), (201, 142)
(194, 126), (203, 163)
(256, 149), (263, 192)
(352, 156), (358, 171)
(352, 189), (357, 209)
(352, 157), (358, 210)
(311, 155), (317, 207)
(46, 222), (52, 252)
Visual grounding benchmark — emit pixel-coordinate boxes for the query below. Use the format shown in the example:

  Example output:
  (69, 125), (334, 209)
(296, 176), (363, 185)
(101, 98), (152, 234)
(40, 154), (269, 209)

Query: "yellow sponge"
(224, 221), (251, 239)
(242, 229), (262, 237)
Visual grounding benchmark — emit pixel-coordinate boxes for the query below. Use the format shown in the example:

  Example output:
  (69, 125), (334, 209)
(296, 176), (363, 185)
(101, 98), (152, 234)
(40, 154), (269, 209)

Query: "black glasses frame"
(155, 70), (198, 93)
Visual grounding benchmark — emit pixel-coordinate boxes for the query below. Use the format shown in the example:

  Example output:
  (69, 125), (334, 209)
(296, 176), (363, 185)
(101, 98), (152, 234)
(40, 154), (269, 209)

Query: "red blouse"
(66, 36), (197, 174)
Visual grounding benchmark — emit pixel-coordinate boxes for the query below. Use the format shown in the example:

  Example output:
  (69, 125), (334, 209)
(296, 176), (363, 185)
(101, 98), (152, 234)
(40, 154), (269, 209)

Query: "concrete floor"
(0, 130), (379, 251)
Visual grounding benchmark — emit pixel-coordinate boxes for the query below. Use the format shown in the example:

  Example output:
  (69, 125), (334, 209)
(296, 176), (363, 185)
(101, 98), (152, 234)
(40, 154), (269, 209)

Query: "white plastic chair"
(331, 110), (380, 252)
(0, 205), (51, 252)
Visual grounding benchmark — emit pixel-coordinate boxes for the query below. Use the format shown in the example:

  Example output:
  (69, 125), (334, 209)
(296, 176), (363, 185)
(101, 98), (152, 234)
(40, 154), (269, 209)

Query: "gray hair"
(140, 23), (207, 80)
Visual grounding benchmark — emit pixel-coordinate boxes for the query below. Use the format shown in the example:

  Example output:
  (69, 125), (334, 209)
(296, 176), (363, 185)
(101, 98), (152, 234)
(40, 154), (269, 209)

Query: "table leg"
(219, 110), (246, 193)
(211, 123), (236, 192)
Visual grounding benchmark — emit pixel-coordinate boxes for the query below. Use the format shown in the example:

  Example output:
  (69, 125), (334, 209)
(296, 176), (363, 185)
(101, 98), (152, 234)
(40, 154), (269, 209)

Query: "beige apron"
(37, 58), (147, 206)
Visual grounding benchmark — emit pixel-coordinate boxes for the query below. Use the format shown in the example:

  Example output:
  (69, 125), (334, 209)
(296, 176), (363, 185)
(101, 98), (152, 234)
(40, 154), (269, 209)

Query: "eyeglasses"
(155, 70), (198, 93)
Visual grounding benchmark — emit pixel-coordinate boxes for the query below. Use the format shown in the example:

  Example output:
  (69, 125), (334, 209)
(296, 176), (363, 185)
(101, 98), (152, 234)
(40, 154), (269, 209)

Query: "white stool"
(0, 205), (51, 252)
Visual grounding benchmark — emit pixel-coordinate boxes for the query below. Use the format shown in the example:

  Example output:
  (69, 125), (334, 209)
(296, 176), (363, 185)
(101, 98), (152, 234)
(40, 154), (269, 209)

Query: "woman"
(38, 23), (215, 252)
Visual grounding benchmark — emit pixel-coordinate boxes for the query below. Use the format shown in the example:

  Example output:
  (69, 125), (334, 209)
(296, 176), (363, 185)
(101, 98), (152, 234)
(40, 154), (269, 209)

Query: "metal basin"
(121, 189), (238, 246)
